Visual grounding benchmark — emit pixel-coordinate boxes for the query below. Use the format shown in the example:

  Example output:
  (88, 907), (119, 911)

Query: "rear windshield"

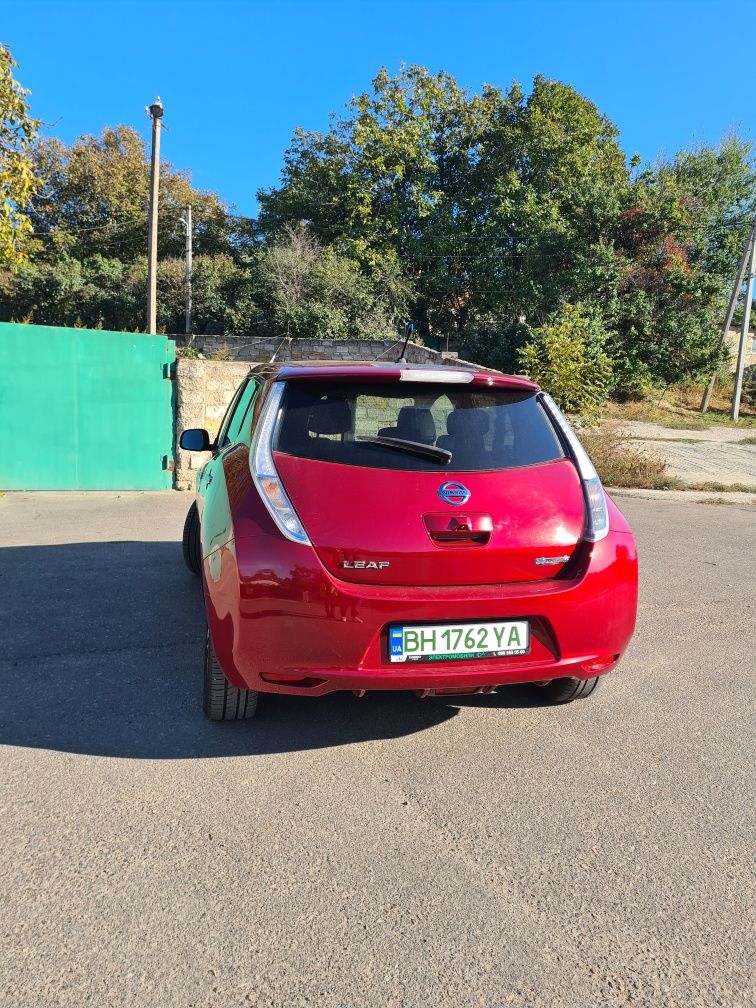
(274, 381), (564, 471)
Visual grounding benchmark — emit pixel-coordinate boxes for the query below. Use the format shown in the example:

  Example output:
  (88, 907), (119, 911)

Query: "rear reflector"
(399, 369), (475, 383)
(260, 673), (327, 687)
(581, 655), (618, 673)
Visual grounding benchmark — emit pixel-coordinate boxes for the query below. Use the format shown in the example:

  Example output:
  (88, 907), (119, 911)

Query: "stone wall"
(725, 328), (756, 372)
(172, 333), (480, 368)
(174, 359), (251, 490)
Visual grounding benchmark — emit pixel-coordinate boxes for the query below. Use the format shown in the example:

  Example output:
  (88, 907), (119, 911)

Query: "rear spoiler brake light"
(399, 368), (475, 384)
(539, 393), (609, 543)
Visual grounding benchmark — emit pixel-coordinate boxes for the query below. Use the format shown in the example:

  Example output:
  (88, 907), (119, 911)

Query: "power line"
(27, 216), (145, 237)
(27, 208), (191, 239)
(26, 193), (754, 241)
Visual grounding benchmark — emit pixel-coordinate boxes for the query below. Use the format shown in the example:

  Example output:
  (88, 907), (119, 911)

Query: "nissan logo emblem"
(437, 481), (471, 506)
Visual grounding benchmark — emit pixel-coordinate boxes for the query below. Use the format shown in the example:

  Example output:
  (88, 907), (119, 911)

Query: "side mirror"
(179, 428), (211, 452)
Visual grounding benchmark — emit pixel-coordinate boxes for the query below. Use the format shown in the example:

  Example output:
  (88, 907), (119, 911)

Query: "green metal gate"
(0, 322), (175, 490)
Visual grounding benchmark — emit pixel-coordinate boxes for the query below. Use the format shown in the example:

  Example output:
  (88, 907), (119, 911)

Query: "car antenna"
(394, 322), (414, 363)
(268, 335), (291, 364)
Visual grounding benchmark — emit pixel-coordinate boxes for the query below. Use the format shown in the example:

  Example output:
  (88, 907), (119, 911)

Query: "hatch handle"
(424, 513), (493, 544)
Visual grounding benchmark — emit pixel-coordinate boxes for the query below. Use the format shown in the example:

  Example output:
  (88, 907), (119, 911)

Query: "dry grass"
(684, 480), (756, 494)
(605, 378), (756, 430)
(580, 423), (672, 489)
(699, 497), (756, 506)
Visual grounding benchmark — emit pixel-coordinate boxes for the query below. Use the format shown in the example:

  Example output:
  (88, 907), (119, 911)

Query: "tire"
(533, 675), (602, 704)
(182, 501), (201, 576)
(203, 629), (259, 721)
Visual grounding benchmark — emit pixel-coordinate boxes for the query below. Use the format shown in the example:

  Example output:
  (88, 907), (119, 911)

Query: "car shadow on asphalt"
(0, 540), (542, 760)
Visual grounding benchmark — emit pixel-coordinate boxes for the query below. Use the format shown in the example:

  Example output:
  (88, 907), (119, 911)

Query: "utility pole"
(180, 205), (193, 337)
(145, 97), (164, 334)
(701, 220), (755, 413)
(731, 227), (756, 421)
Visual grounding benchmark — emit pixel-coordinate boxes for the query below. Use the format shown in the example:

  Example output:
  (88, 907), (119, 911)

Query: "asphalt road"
(1, 491), (754, 1008)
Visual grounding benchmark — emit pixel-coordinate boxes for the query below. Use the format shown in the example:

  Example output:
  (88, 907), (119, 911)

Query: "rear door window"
(218, 378), (261, 448)
(275, 381), (564, 471)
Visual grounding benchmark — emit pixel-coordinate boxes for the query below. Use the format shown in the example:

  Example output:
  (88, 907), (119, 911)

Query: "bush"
(517, 303), (614, 420)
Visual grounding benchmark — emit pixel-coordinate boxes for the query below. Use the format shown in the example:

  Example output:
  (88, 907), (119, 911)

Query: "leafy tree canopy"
(0, 45), (40, 267)
(259, 67), (756, 386)
(258, 66), (631, 343)
(27, 126), (252, 263)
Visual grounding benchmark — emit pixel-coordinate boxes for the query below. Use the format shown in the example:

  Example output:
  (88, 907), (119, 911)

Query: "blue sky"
(5, 0), (755, 215)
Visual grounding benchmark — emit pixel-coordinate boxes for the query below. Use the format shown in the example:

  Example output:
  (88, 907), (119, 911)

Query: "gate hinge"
(162, 455), (175, 472)
(163, 362), (176, 380)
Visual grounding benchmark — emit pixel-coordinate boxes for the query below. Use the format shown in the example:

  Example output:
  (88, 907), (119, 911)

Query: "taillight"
(540, 393), (609, 543)
(250, 382), (311, 545)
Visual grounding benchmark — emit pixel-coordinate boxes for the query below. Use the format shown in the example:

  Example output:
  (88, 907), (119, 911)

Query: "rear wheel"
(533, 675), (602, 704)
(203, 629), (259, 721)
(182, 501), (201, 576)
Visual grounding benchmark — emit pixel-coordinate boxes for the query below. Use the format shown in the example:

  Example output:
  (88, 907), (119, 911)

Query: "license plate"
(388, 620), (530, 663)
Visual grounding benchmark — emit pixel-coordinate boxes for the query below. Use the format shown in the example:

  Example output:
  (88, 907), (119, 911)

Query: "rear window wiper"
(357, 436), (452, 464)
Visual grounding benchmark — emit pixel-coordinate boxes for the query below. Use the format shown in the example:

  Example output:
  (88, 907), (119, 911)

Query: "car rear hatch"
(269, 371), (586, 587)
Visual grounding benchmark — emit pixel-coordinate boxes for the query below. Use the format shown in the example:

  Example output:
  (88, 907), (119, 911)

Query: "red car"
(179, 361), (637, 720)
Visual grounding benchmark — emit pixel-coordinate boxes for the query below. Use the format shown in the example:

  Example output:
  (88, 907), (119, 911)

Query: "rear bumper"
(256, 655), (622, 696)
(204, 530), (638, 697)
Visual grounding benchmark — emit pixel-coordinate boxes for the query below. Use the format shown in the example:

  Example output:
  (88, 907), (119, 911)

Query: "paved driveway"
(0, 491), (754, 1008)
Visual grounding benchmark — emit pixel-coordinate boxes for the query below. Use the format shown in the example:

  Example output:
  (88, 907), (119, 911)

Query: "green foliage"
(0, 254), (142, 329)
(258, 67), (630, 346)
(743, 365), (756, 409)
(260, 66), (756, 386)
(256, 224), (412, 340)
(0, 45), (40, 267)
(517, 303), (615, 419)
(28, 126), (249, 263)
(610, 136), (755, 388)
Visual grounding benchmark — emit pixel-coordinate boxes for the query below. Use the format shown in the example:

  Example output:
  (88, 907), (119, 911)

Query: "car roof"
(249, 359), (538, 392)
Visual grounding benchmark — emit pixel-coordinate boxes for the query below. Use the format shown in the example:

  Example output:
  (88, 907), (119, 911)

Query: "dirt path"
(620, 419), (756, 486)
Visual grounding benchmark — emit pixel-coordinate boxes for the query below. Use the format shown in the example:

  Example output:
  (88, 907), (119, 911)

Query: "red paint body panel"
(273, 453), (585, 586)
(201, 453), (638, 696)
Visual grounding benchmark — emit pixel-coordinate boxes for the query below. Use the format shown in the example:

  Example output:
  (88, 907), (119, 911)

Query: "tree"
(258, 67), (630, 349)
(28, 126), (250, 263)
(260, 224), (321, 337)
(4, 62), (754, 387)
(156, 253), (261, 335)
(257, 224), (413, 340)
(517, 303), (614, 419)
(0, 45), (40, 267)
(0, 124), (258, 333)
(261, 67), (756, 386)
(0, 254), (142, 329)
(612, 137), (756, 388)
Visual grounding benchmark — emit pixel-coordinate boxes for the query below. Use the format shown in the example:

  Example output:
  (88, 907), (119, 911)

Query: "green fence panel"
(0, 322), (175, 490)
